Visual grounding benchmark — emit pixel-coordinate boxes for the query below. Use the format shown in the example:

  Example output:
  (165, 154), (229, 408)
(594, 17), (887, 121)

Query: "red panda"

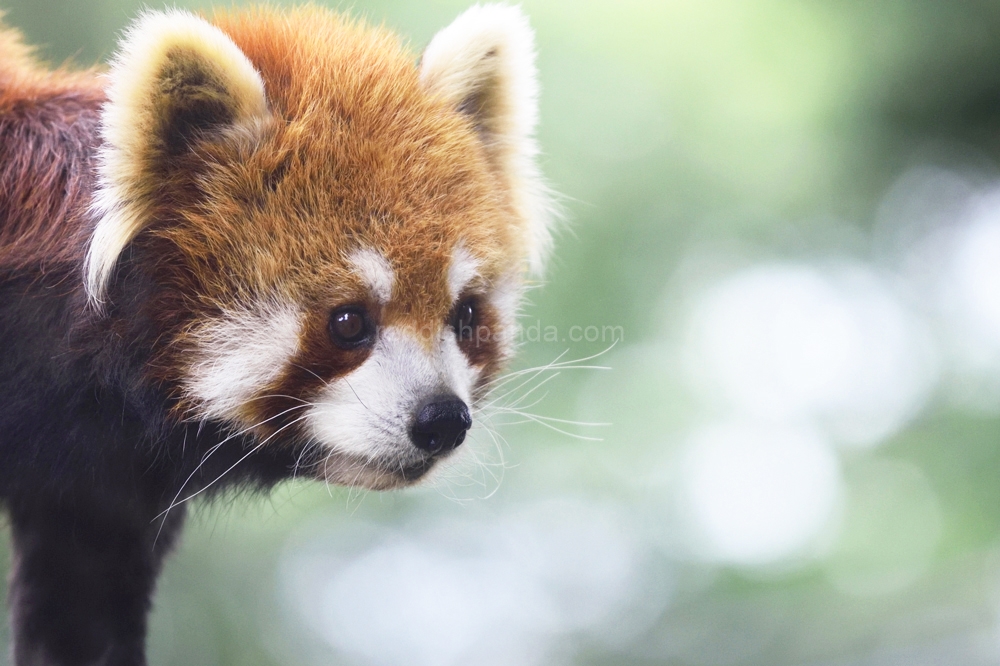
(0, 5), (551, 664)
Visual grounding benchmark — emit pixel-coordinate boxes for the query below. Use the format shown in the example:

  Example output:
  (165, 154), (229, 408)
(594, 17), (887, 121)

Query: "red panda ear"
(420, 5), (554, 277)
(86, 10), (269, 307)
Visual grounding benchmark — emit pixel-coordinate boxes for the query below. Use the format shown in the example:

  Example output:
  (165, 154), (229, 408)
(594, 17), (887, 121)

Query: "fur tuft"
(420, 4), (554, 276)
(86, 10), (269, 307)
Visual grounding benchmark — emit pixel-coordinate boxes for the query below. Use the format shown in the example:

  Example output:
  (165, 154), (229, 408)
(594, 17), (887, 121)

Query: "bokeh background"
(7, 0), (1000, 664)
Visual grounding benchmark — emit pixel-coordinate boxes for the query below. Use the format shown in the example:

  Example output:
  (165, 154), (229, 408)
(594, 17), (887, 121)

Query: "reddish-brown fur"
(0, 23), (104, 272)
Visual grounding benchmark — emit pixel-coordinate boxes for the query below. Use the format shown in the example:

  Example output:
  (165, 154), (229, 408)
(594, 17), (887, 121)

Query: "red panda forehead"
(215, 8), (445, 134)
(166, 150), (513, 313)
(238, 140), (513, 305)
(252, 54), (502, 229)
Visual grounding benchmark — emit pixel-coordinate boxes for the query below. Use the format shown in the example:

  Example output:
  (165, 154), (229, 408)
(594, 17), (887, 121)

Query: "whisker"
(494, 411), (604, 441)
(480, 343), (616, 399)
(480, 368), (560, 410)
(489, 408), (611, 428)
(291, 362), (327, 385)
(480, 371), (560, 414)
(153, 403), (313, 540)
(241, 393), (313, 405)
(155, 413), (313, 519)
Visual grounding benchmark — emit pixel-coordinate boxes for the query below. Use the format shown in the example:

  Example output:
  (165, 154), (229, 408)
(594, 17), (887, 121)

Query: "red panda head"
(85, 6), (553, 489)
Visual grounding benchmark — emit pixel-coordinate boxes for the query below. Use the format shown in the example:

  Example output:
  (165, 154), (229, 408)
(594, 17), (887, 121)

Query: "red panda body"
(0, 6), (550, 664)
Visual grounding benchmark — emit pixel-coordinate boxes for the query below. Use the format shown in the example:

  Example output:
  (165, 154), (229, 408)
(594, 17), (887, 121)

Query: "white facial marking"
(184, 301), (302, 420)
(308, 326), (479, 458)
(488, 270), (524, 358)
(348, 248), (395, 305)
(447, 244), (480, 302)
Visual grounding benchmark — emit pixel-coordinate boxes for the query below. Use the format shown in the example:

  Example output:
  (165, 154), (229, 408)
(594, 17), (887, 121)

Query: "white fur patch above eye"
(447, 244), (480, 301)
(347, 248), (394, 305)
(184, 302), (302, 421)
(487, 270), (524, 357)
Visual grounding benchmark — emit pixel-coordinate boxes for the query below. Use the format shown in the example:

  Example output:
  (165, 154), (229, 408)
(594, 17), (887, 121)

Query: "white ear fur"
(86, 10), (268, 307)
(420, 4), (554, 276)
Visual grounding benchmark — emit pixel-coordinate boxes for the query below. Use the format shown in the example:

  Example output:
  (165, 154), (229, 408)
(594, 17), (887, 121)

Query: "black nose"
(410, 397), (472, 454)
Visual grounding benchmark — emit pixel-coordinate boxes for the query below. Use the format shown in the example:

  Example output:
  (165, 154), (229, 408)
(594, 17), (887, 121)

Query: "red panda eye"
(328, 306), (374, 349)
(451, 299), (477, 342)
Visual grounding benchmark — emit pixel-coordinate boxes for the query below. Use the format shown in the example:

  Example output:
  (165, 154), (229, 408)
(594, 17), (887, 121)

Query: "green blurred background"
(8, 0), (1000, 664)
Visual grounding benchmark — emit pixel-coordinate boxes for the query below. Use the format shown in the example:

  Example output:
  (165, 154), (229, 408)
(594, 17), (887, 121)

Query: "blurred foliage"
(6, 1), (1000, 665)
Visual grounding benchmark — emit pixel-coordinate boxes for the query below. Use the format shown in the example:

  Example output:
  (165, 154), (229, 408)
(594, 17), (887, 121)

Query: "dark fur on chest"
(0, 100), (308, 665)
(0, 273), (310, 666)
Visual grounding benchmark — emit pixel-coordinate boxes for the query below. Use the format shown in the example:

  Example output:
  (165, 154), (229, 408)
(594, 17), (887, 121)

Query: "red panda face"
(86, 7), (552, 489)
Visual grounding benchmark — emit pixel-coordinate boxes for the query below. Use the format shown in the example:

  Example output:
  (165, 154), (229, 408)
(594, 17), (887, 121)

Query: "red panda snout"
(303, 321), (482, 487)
